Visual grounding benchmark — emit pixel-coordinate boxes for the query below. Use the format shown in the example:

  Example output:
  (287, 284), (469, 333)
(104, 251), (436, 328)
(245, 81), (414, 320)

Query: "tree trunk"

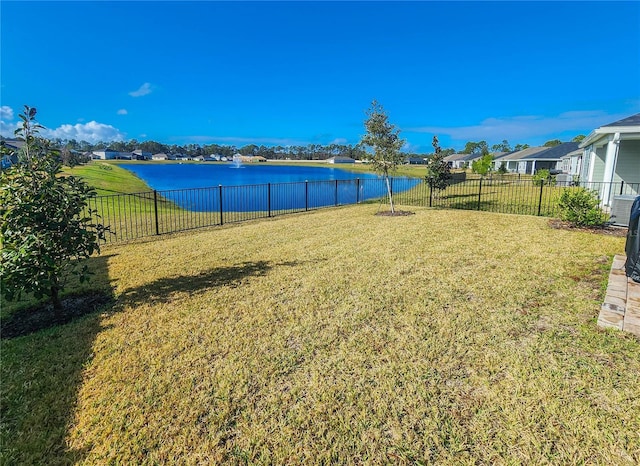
(385, 176), (395, 213)
(51, 285), (63, 318)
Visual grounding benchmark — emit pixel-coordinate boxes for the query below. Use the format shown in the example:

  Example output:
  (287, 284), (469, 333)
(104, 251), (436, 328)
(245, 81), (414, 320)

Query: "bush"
(557, 188), (609, 227)
(533, 169), (553, 186)
(0, 106), (108, 313)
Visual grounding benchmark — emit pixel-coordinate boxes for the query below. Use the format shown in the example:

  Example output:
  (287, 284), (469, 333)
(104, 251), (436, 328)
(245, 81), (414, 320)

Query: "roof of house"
(443, 153), (467, 162)
(580, 113), (640, 148)
(560, 148), (582, 159)
(1, 139), (25, 150)
(521, 142), (580, 160)
(496, 146), (547, 161)
(603, 113), (640, 127)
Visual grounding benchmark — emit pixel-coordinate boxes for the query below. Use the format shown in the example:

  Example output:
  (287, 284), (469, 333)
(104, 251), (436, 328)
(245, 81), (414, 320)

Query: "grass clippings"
(2, 205), (639, 464)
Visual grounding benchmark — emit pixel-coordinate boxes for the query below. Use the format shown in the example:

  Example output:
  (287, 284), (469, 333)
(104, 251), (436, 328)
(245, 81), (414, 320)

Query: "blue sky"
(1, 1), (639, 152)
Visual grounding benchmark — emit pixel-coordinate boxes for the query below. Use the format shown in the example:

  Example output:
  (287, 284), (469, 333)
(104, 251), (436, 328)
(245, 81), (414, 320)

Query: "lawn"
(2, 205), (638, 464)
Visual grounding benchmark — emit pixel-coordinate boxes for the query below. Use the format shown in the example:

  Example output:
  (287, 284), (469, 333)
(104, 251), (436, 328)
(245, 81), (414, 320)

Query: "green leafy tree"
(543, 139), (562, 147)
(491, 139), (512, 152)
(572, 134), (586, 143)
(514, 143), (530, 151)
(0, 106), (108, 314)
(463, 140), (489, 155)
(471, 153), (493, 177)
(425, 135), (451, 190)
(360, 100), (406, 213)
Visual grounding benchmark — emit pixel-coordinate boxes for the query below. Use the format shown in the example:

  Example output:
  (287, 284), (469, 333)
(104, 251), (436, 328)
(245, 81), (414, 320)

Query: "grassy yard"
(2, 205), (638, 464)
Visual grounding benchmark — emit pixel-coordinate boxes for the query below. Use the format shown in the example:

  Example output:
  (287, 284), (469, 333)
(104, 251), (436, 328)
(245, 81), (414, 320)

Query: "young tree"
(425, 135), (451, 190)
(471, 153), (493, 177)
(497, 161), (508, 177)
(360, 100), (406, 213)
(0, 106), (108, 314)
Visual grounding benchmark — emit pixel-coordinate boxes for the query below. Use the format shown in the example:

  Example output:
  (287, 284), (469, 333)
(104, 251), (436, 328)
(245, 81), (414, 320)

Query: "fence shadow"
(1, 254), (116, 464)
(117, 259), (314, 308)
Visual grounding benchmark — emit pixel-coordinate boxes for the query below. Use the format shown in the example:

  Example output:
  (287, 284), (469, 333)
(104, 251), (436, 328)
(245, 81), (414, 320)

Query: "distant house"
(152, 153), (170, 161)
(490, 144), (578, 175)
(327, 156), (355, 164)
(93, 149), (120, 160)
(579, 113), (640, 206)
(406, 156), (426, 165)
(559, 148), (583, 176)
(443, 153), (467, 169)
(133, 149), (152, 160)
(1, 139), (24, 169)
(518, 142), (580, 174)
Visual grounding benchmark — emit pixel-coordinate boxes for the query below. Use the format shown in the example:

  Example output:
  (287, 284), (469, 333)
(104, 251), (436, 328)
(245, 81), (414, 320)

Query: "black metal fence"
(88, 177), (639, 244)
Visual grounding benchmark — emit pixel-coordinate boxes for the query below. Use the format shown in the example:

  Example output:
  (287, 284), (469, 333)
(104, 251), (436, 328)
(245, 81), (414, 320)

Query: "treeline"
(2, 136), (455, 161)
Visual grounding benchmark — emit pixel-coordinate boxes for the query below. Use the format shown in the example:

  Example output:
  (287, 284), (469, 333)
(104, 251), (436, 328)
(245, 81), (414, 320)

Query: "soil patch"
(548, 219), (628, 237)
(375, 210), (415, 217)
(1, 292), (114, 339)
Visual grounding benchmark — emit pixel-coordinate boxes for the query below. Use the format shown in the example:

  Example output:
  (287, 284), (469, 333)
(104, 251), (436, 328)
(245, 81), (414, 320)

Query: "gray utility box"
(611, 195), (638, 226)
(556, 174), (573, 187)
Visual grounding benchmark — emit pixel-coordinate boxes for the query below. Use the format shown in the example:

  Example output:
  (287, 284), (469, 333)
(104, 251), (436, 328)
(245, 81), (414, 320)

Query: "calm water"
(119, 162), (378, 189)
(119, 162), (420, 212)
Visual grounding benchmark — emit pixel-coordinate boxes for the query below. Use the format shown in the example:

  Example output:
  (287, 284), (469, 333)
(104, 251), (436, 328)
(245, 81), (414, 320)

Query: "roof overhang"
(579, 125), (640, 148)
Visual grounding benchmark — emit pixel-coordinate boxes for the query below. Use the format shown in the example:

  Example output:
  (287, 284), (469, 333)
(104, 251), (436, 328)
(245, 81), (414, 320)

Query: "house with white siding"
(578, 113), (640, 207)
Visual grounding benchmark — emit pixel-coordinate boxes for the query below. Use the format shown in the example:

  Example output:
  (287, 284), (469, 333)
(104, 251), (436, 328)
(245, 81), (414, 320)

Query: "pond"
(119, 162), (420, 212)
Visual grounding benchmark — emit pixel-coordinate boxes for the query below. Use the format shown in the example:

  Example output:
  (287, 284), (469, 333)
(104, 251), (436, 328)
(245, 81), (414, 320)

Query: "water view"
(119, 162), (378, 190)
(119, 163), (421, 212)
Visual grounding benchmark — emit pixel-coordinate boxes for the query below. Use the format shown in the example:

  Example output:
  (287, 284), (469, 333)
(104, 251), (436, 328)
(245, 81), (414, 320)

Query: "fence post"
(153, 190), (159, 235)
(537, 180), (544, 216)
(429, 181), (433, 207)
(620, 181), (624, 195)
(477, 178), (483, 210)
(219, 185), (223, 225)
(356, 178), (360, 204)
(335, 179), (338, 206)
(268, 183), (272, 217)
(305, 180), (309, 211)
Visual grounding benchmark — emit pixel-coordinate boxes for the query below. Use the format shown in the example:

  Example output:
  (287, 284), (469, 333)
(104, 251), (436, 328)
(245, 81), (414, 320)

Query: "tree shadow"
(1, 253), (116, 464)
(117, 260), (284, 307)
(1, 257), (318, 463)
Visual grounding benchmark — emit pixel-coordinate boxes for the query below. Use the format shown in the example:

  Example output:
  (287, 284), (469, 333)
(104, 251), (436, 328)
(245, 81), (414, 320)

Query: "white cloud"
(129, 83), (152, 97)
(42, 121), (125, 143)
(117, 109), (128, 115)
(406, 110), (634, 144)
(0, 106), (14, 121)
(330, 138), (348, 145)
(0, 120), (20, 138)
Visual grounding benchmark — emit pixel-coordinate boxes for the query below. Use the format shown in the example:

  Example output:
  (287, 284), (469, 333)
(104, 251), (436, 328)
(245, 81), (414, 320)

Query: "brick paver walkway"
(598, 255), (640, 337)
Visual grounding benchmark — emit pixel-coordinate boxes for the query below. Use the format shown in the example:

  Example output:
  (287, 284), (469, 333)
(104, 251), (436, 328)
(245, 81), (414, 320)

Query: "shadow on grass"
(0, 254), (115, 464)
(117, 259), (311, 307)
(1, 257), (316, 463)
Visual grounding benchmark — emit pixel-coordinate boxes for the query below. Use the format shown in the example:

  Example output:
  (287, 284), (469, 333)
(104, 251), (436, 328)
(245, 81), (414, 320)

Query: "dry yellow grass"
(2, 205), (639, 464)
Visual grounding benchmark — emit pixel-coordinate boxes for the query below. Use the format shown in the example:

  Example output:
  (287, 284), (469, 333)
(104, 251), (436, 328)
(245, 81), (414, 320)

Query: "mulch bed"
(1, 292), (114, 340)
(375, 210), (415, 217)
(548, 219), (628, 237)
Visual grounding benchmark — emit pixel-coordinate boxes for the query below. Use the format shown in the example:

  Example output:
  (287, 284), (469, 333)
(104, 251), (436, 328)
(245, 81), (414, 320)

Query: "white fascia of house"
(579, 114), (640, 205)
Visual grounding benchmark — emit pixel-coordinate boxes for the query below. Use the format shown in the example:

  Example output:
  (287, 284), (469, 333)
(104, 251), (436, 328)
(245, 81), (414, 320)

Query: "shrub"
(557, 188), (609, 227)
(0, 106), (108, 313)
(533, 169), (553, 186)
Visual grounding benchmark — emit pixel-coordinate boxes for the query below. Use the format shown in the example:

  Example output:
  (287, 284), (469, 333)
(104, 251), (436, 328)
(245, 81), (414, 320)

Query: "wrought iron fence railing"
(86, 177), (639, 244)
